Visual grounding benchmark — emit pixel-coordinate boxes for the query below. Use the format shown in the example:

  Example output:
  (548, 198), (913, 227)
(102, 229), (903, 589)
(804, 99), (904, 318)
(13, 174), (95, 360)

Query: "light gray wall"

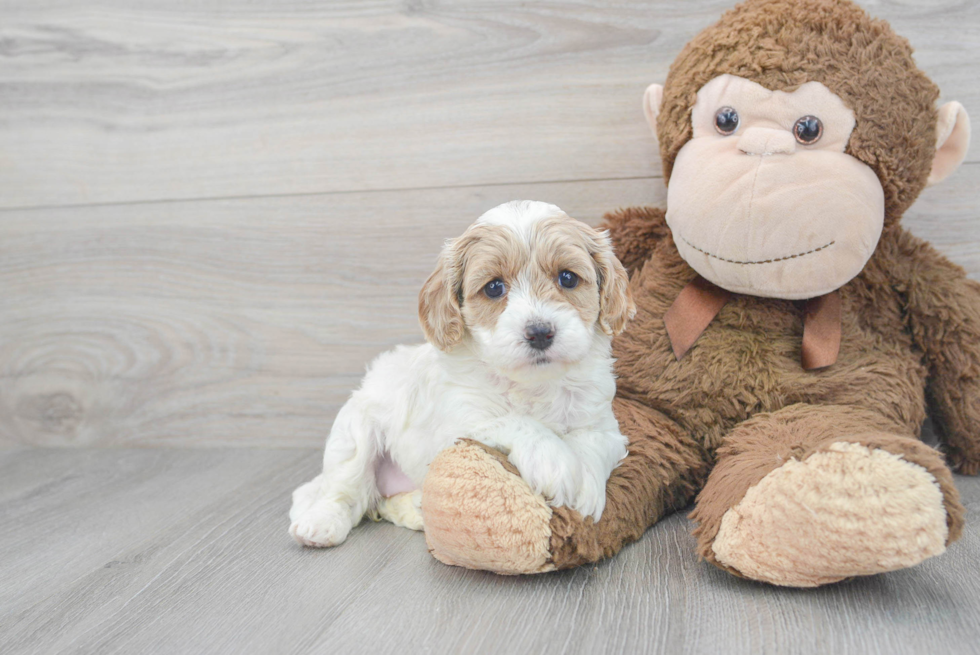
(1, 0), (977, 447)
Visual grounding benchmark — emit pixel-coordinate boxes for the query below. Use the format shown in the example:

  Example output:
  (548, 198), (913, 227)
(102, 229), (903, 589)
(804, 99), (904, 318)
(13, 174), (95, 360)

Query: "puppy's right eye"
(484, 279), (506, 299)
(558, 270), (579, 289)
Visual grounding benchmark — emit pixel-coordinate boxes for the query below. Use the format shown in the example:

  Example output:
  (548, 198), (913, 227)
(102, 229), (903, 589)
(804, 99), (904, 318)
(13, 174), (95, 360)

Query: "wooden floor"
(2, 1), (980, 653)
(1, 447), (978, 655)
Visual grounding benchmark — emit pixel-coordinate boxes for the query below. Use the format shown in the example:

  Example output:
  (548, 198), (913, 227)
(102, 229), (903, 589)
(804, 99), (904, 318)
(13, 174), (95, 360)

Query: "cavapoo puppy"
(289, 200), (635, 548)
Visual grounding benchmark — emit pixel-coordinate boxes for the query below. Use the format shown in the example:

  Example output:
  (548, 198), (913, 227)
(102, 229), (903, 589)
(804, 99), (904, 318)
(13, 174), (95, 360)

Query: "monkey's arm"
(546, 397), (710, 568)
(893, 230), (980, 475)
(421, 398), (709, 572)
(599, 206), (672, 276)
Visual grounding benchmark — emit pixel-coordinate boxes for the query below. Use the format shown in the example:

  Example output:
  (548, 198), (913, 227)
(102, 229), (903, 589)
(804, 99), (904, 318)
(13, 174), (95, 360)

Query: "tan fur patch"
(418, 246), (465, 351)
(532, 217), (635, 335)
(457, 224), (527, 331)
(528, 217), (604, 328)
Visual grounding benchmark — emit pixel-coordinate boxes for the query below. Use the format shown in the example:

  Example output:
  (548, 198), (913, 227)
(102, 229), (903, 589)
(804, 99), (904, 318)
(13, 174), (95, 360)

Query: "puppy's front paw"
(571, 467), (606, 522)
(507, 438), (583, 510)
(289, 501), (353, 548)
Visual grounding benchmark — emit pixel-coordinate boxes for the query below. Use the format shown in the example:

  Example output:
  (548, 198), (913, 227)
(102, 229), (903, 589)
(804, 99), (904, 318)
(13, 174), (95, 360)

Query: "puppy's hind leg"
(289, 402), (381, 548)
(375, 490), (424, 531)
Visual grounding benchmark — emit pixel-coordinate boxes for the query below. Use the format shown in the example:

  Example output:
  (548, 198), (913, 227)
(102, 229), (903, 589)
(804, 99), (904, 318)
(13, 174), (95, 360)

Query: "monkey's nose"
(737, 127), (796, 156)
(524, 323), (555, 351)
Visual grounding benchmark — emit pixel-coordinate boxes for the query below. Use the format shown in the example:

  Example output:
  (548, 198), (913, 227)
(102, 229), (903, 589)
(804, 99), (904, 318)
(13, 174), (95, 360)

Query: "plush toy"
(419, 0), (976, 586)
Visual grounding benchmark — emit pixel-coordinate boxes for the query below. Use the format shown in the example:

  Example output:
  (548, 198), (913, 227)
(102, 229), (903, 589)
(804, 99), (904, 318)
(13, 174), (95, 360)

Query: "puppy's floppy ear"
(589, 228), (636, 336)
(419, 238), (465, 351)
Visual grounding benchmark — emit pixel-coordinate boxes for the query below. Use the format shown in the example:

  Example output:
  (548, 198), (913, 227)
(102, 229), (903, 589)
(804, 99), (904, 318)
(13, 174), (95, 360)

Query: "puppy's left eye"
(558, 270), (579, 289)
(484, 279), (506, 298)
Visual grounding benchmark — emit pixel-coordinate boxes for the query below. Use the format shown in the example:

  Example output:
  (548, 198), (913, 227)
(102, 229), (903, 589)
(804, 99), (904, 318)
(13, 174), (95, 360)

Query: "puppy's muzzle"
(524, 322), (555, 351)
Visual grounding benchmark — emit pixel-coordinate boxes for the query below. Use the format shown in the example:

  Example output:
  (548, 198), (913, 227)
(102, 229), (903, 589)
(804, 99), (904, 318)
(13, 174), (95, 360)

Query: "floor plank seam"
(0, 175), (667, 215)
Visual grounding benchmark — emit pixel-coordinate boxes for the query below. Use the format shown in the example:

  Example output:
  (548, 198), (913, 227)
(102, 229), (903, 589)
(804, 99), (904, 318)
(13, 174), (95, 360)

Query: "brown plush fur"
(547, 397), (710, 568)
(528, 203), (976, 572)
(421, 0), (979, 583)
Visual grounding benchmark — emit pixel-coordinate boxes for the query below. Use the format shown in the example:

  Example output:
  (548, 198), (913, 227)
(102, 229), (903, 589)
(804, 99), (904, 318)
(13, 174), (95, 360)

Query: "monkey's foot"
(702, 439), (959, 587)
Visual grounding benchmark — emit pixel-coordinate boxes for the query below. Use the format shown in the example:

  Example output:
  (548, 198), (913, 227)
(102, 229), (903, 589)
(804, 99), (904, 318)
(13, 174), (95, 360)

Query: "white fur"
(289, 201), (628, 548)
(476, 199), (564, 241)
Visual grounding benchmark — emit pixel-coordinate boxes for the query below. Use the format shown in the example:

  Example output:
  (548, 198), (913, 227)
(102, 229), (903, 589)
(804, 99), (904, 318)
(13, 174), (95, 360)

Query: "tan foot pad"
(712, 442), (949, 587)
(422, 440), (555, 575)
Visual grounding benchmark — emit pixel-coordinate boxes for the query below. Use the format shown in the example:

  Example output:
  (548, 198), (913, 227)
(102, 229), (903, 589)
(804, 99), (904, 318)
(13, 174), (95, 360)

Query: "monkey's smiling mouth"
(680, 236), (836, 265)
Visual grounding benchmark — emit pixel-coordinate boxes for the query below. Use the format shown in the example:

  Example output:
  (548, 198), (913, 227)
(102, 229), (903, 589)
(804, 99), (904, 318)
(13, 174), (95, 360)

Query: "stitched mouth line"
(680, 237), (836, 265)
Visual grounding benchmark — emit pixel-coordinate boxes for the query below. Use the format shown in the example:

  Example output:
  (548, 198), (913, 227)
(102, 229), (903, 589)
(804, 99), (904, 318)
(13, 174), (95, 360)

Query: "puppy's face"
(419, 201), (634, 378)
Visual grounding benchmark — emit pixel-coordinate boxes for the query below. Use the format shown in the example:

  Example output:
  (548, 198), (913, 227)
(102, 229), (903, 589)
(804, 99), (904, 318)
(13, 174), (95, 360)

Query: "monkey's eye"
(793, 116), (823, 144)
(484, 279), (506, 299)
(558, 270), (579, 289)
(714, 107), (739, 135)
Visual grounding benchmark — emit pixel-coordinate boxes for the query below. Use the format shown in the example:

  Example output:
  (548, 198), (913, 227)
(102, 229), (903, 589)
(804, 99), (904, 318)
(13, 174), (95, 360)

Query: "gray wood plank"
(1, 171), (977, 448)
(0, 0), (977, 209)
(0, 448), (309, 613)
(0, 177), (662, 448)
(0, 448), (978, 655)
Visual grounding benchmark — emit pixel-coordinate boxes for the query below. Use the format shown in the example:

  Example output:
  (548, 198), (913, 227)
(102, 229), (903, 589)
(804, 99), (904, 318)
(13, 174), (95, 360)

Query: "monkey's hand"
(599, 206), (671, 277)
(897, 230), (980, 475)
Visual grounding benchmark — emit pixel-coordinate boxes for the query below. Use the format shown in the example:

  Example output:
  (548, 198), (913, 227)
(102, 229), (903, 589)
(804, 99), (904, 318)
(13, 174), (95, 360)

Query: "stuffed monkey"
(420, 0), (976, 586)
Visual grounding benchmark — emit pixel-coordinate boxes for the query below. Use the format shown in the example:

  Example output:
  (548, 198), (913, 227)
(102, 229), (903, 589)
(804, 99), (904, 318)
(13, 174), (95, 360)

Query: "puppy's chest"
(498, 384), (590, 432)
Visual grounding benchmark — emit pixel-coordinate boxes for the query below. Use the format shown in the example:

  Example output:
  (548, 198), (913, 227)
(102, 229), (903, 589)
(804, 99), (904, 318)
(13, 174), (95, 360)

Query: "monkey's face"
(664, 75), (885, 299)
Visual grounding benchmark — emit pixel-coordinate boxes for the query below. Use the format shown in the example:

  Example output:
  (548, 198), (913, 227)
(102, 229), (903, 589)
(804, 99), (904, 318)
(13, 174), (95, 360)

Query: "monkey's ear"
(643, 83), (664, 139)
(927, 101), (971, 186)
(418, 242), (465, 351)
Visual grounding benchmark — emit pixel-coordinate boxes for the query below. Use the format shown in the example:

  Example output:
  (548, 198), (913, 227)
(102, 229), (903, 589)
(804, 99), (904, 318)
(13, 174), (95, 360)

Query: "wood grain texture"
(0, 0), (977, 209)
(0, 178), (661, 448)
(1, 172), (977, 448)
(0, 448), (978, 655)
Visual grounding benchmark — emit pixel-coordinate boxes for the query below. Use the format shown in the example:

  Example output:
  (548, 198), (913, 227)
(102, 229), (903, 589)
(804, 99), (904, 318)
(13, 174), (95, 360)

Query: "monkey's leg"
(420, 398), (709, 574)
(691, 403), (964, 587)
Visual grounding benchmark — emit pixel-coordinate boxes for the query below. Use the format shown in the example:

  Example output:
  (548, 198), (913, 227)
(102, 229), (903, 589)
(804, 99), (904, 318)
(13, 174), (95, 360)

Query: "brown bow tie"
(663, 276), (841, 370)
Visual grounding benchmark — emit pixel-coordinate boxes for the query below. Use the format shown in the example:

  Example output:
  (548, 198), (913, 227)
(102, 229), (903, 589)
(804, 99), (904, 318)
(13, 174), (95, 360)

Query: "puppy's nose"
(524, 323), (555, 351)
